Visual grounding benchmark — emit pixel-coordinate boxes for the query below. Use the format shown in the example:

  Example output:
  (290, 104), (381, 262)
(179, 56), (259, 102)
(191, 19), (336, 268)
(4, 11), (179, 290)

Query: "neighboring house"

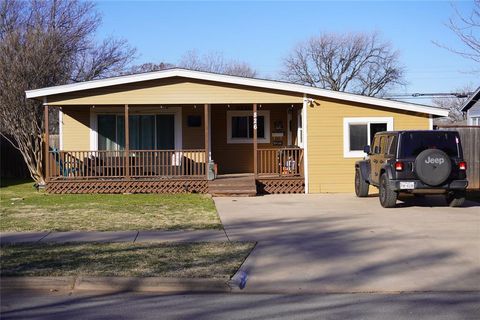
(461, 87), (480, 126)
(25, 68), (448, 194)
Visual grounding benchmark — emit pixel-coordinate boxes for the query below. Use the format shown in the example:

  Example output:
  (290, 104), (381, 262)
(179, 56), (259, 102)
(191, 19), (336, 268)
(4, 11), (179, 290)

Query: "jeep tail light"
(459, 161), (467, 171)
(395, 161), (404, 171)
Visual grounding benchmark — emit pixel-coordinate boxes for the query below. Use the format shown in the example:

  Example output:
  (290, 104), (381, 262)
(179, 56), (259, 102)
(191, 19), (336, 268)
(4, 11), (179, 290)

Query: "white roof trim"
(25, 68), (448, 116)
(461, 86), (480, 112)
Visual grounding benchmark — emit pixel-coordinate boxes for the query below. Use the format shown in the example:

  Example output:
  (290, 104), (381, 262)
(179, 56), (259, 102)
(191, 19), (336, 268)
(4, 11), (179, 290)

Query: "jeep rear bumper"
(388, 179), (468, 192)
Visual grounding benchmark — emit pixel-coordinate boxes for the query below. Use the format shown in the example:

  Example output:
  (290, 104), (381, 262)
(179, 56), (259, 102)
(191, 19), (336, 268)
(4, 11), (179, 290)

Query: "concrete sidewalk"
(0, 230), (229, 244)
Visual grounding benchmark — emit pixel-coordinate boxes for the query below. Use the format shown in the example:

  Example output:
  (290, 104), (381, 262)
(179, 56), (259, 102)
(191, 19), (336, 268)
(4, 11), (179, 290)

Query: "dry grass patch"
(0, 242), (255, 278)
(0, 180), (221, 231)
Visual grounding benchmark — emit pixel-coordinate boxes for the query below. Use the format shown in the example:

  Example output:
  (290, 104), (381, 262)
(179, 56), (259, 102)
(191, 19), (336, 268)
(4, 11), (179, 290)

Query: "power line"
(385, 92), (474, 99)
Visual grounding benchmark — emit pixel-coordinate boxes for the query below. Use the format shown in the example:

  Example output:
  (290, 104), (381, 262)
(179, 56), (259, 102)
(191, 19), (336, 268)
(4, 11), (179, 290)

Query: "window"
(227, 110), (270, 143)
(97, 114), (175, 151)
(399, 131), (460, 158)
(471, 117), (480, 126)
(187, 115), (202, 127)
(386, 135), (397, 156)
(343, 117), (393, 158)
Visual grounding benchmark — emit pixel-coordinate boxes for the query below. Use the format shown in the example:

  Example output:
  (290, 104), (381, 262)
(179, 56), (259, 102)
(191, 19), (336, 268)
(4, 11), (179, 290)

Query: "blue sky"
(95, 1), (478, 101)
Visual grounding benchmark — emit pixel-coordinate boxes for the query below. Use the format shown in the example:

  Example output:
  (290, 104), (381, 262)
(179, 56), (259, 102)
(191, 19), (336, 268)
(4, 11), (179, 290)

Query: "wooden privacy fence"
(257, 148), (304, 177)
(48, 149), (207, 180)
(438, 126), (480, 190)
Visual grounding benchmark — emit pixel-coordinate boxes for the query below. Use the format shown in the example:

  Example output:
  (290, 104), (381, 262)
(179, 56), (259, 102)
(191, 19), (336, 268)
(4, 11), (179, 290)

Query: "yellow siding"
(48, 78), (303, 105)
(307, 98), (430, 193)
(182, 105), (205, 149)
(62, 107), (90, 151)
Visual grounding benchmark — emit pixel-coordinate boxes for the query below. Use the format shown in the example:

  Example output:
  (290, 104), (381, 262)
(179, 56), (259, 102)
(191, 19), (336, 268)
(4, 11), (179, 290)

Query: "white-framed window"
(226, 110), (270, 144)
(343, 117), (394, 158)
(471, 116), (480, 126)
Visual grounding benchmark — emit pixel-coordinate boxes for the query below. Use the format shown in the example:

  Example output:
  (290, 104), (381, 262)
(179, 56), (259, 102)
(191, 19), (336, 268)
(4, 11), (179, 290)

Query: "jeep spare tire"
(414, 149), (451, 186)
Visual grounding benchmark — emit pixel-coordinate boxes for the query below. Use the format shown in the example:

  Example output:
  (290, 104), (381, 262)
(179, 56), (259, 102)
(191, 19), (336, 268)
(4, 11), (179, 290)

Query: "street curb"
(0, 276), (231, 293)
(0, 277), (75, 291)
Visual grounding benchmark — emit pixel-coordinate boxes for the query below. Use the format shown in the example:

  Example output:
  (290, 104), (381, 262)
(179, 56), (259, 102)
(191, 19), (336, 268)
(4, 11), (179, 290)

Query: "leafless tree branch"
(434, 0), (480, 66)
(0, 0), (135, 185)
(281, 32), (405, 97)
(179, 50), (257, 77)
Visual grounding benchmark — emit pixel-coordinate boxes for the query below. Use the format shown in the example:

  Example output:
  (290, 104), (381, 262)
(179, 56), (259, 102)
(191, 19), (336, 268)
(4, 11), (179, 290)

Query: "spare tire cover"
(414, 149), (452, 186)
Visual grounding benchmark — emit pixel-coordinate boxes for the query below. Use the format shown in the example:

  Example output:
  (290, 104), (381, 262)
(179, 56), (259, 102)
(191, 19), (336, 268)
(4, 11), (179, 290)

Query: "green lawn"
(0, 180), (221, 231)
(0, 242), (254, 278)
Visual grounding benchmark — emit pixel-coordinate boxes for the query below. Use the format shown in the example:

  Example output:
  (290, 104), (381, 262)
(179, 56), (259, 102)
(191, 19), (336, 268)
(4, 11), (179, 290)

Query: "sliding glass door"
(156, 115), (175, 150)
(98, 114), (175, 151)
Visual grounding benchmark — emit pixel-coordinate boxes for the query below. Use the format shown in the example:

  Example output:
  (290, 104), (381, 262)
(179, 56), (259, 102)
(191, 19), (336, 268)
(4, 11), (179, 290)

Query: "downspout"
(58, 107), (63, 150)
(302, 94), (309, 194)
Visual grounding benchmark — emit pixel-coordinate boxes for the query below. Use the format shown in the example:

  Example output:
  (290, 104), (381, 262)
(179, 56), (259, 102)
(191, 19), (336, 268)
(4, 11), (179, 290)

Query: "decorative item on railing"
(257, 147), (304, 177)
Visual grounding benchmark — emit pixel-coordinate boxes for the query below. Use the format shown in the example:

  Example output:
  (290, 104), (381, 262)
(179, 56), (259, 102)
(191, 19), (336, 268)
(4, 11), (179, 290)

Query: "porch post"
(253, 103), (258, 178)
(124, 104), (129, 179)
(204, 104), (209, 179)
(43, 103), (50, 182)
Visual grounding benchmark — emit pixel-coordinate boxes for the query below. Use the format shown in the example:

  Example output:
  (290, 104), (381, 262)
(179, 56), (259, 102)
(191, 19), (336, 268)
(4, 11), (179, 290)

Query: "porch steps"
(208, 174), (257, 197)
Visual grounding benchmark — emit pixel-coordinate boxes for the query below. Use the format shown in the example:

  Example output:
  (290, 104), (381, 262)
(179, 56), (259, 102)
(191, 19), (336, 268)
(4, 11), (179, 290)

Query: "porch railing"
(48, 149), (206, 180)
(257, 148), (304, 177)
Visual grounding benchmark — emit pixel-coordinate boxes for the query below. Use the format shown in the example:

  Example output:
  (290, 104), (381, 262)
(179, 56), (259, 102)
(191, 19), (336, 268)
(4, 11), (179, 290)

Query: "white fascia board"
(25, 68), (449, 117)
(461, 87), (480, 112)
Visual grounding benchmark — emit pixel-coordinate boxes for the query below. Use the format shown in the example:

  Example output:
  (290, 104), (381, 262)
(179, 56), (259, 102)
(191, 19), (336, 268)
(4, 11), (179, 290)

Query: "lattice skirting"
(46, 179), (208, 194)
(256, 178), (305, 194)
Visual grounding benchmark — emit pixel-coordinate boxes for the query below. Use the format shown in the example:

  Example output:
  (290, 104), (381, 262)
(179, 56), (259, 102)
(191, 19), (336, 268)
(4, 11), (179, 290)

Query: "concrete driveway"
(214, 194), (480, 293)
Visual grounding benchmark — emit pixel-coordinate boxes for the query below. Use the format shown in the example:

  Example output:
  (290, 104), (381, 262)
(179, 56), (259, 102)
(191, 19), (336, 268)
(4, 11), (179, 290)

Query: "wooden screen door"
(156, 115), (175, 150)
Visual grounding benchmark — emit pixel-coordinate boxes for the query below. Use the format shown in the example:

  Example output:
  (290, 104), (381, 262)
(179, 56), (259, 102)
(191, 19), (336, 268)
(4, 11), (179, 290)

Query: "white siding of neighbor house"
(467, 101), (480, 125)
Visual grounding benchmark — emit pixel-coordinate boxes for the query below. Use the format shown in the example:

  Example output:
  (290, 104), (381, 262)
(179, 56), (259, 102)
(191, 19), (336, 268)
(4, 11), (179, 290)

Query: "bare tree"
(0, 0), (135, 185)
(432, 86), (474, 123)
(122, 62), (175, 75)
(435, 0), (480, 65)
(281, 32), (405, 97)
(179, 50), (257, 77)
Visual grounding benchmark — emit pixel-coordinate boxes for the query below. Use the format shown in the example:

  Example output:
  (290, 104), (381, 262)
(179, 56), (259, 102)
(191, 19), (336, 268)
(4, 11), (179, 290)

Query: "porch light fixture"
(194, 105), (197, 109)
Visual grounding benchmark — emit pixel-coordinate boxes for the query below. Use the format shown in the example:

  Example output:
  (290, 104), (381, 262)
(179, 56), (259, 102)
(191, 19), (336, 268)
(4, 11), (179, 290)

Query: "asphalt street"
(1, 290), (479, 320)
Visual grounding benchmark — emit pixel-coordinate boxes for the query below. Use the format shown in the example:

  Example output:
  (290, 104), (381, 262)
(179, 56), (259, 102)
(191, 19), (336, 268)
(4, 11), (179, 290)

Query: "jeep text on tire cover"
(425, 157), (445, 165)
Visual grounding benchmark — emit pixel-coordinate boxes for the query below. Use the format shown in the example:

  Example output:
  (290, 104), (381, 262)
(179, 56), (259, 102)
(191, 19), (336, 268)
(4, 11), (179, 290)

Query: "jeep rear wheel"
(355, 168), (369, 197)
(446, 191), (466, 207)
(379, 173), (398, 208)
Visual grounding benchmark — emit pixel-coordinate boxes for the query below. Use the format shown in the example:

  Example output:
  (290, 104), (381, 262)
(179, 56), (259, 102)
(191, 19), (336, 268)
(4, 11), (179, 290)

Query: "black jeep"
(355, 130), (468, 208)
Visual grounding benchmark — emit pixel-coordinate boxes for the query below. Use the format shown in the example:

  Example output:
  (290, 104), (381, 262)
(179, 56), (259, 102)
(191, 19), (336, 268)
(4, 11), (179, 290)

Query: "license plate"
(400, 181), (415, 189)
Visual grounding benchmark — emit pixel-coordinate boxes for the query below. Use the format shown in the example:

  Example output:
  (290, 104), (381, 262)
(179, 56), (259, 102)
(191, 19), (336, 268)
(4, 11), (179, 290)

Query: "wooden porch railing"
(48, 149), (207, 180)
(257, 148), (304, 177)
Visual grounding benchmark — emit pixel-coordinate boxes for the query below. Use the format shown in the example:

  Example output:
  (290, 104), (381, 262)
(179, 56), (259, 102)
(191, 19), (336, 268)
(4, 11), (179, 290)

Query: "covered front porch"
(44, 103), (305, 194)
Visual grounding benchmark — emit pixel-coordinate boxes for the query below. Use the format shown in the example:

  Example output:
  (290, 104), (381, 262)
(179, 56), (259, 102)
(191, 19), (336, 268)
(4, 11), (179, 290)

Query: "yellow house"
(25, 69), (448, 195)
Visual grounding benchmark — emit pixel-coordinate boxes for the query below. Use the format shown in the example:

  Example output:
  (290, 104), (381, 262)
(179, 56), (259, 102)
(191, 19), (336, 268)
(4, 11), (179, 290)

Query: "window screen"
(349, 124), (367, 151)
